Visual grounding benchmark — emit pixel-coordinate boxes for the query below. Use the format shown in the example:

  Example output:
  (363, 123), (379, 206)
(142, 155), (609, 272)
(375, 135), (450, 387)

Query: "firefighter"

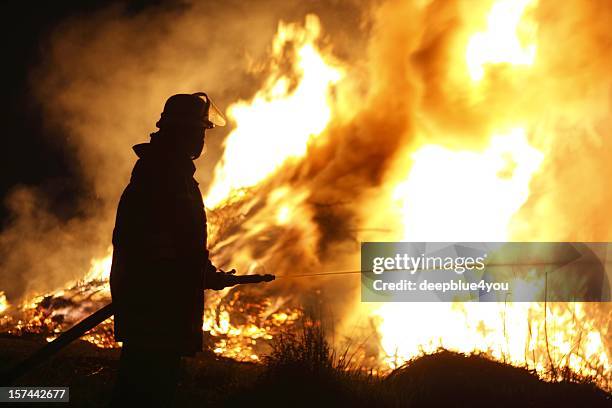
(109, 92), (232, 407)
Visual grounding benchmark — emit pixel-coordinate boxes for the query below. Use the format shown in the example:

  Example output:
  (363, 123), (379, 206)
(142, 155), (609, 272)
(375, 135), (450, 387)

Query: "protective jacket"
(110, 142), (215, 355)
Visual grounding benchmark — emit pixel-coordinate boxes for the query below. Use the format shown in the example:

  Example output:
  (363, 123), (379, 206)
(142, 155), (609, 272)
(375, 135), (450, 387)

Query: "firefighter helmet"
(156, 92), (226, 130)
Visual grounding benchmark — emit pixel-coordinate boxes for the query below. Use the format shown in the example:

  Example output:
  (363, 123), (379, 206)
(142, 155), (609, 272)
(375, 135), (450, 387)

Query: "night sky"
(1, 0), (163, 225)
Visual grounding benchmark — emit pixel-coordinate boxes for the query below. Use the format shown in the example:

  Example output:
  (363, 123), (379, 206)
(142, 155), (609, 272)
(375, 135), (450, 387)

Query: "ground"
(0, 333), (610, 407)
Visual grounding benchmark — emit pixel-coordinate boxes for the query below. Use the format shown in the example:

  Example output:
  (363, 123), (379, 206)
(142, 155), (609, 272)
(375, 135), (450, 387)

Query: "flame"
(203, 294), (301, 361)
(2, 251), (301, 358)
(466, 0), (538, 81)
(206, 15), (343, 207)
(370, 0), (610, 383)
(393, 128), (543, 241)
(374, 302), (610, 378)
(374, 127), (547, 369)
(0, 292), (8, 314)
(84, 247), (113, 283)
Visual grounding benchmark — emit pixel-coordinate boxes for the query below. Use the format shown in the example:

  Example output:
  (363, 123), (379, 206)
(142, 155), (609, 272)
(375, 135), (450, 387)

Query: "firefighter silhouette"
(110, 92), (232, 407)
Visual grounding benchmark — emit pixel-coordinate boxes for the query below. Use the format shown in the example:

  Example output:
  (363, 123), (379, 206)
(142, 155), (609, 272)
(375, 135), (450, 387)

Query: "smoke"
(511, 0), (612, 241)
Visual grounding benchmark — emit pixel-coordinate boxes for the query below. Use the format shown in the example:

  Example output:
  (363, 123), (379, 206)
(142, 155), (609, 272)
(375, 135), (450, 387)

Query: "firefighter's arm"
(202, 254), (275, 290)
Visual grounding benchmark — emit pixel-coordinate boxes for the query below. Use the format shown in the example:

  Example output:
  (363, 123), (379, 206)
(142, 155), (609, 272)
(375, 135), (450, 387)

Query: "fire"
(466, 0), (538, 81)
(83, 247), (113, 283)
(206, 15), (343, 207)
(369, 0), (610, 384)
(0, 292), (8, 314)
(392, 128), (543, 241)
(0, 252), (300, 360)
(374, 302), (610, 378)
(1, 0), (610, 390)
(373, 127), (547, 369)
(203, 292), (301, 361)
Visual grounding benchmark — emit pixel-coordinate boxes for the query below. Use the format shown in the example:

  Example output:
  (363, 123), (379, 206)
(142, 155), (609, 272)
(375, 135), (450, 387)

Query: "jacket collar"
(132, 143), (196, 178)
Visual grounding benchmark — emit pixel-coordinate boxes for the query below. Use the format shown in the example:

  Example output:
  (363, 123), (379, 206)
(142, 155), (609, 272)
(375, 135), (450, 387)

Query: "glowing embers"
(204, 291), (301, 361)
(1, 252), (301, 360)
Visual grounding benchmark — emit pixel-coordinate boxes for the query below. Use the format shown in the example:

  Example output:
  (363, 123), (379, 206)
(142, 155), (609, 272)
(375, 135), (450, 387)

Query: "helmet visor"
(207, 98), (226, 127)
(192, 92), (226, 127)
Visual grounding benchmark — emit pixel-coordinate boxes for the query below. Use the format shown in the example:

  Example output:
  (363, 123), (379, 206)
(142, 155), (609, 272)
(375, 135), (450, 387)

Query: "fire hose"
(1, 273), (275, 385)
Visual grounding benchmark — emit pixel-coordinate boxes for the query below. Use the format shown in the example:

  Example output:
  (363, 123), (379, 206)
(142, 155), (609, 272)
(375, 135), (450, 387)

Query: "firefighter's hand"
(218, 269), (239, 287)
(205, 269), (238, 290)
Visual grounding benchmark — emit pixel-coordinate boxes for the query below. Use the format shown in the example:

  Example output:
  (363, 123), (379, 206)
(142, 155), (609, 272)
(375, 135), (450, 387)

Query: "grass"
(225, 321), (611, 407)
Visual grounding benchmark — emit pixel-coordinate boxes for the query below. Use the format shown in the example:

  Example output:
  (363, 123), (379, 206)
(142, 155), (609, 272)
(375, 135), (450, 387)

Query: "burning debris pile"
(1, 0), (612, 390)
(0, 250), (302, 361)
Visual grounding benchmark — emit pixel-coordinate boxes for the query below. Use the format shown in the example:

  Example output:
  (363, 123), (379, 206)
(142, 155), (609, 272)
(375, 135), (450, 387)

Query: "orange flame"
(466, 0), (538, 81)
(206, 15), (343, 207)
(0, 292), (8, 314)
